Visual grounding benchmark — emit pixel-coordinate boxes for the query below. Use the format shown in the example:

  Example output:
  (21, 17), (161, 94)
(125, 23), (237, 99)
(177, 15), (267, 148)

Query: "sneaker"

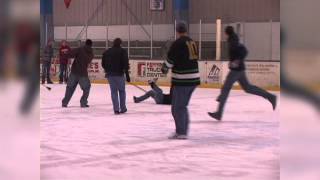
(81, 104), (89, 108)
(208, 112), (222, 121)
(120, 109), (127, 114)
(168, 133), (188, 140)
(62, 104), (67, 108)
(216, 96), (221, 102)
(133, 96), (139, 103)
(114, 111), (120, 115)
(268, 95), (277, 110)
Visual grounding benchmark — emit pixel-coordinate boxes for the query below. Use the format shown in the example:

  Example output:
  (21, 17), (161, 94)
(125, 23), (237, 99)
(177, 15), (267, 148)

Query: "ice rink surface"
(40, 84), (279, 180)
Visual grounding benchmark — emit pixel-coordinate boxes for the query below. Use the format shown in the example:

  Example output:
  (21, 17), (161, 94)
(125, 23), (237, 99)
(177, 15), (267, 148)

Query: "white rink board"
(42, 59), (280, 87)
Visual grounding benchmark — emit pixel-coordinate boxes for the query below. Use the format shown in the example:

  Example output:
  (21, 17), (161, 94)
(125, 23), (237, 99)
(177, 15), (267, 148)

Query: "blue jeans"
(171, 86), (197, 135)
(135, 84), (163, 104)
(62, 73), (91, 106)
(107, 75), (127, 112)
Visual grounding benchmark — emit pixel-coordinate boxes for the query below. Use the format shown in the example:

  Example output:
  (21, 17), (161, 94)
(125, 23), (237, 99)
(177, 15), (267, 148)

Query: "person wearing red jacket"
(59, 40), (71, 83)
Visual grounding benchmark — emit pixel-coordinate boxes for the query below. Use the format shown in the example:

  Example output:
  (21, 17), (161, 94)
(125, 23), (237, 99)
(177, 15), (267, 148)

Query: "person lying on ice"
(133, 79), (172, 105)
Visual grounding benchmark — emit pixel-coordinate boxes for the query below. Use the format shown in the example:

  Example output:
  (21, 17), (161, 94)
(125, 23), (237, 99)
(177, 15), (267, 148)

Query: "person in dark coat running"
(133, 79), (172, 105)
(208, 26), (277, 121)
(62, 39), (94, 108)
(102, 38), (130, 115)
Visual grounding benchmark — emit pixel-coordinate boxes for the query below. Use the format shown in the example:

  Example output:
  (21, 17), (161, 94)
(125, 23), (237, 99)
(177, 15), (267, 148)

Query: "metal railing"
(51, 19), (279, 61)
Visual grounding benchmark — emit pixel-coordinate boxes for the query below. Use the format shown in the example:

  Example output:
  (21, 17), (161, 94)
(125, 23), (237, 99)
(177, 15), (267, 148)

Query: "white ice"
(40, 84), (279, 180)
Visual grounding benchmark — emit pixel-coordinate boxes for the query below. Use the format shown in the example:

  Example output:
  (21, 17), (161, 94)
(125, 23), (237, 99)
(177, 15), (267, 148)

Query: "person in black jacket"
(62, 39), (94, 108)
(208, 26), (277, 121)
(102, 38), (130, 114)
(161, 22), (200, 139)
(41, 40), (54, 84)
(133, 79), (172, 105)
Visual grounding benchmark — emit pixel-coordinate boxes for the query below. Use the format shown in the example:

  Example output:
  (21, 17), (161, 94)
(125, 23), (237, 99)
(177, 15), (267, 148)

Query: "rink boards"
(42, 59), (280, 90)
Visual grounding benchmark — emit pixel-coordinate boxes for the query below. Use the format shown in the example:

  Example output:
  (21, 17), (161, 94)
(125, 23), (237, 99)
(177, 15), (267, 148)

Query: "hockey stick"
(128, 82), (147, 93)
(42, 84), (52, 91)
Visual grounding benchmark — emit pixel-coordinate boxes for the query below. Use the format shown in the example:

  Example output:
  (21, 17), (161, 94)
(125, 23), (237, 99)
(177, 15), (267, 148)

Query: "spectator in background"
(41, 40), (54, 84)
(59, 40), (71, 84)
(102, 38), (130, 115)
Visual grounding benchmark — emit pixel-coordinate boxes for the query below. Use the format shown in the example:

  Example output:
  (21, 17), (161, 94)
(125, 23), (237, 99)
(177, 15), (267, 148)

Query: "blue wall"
(41, 0), (53, 47)
(40, 0), (53, 15)
(173, 0), (189, 24)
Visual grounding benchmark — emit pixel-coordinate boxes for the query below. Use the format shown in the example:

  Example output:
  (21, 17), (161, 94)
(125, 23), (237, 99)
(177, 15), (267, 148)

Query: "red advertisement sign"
(137, 62), (166, 78)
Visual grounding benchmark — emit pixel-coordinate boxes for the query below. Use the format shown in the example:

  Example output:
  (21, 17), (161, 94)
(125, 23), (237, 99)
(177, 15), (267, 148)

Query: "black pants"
(217, 70), (274, 115)
(62, 73), (91, 106)
(41, 61), (51, 82)
(59, 64), (68, 83)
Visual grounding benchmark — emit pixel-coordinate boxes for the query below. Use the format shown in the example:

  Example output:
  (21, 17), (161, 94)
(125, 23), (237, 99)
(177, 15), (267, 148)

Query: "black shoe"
(62, 104), (67, 108)
(133, 96), (138, 103)
(268, 95), (277, 110)
(120, 109), (127, 114)
(168, 133), (188, 140)
(114, 111), (120, 115)
(216, 96), (221, 102)
(41, 80), (45, 84)
(208, 112), (222, 121)
(81, 104), (89, 108)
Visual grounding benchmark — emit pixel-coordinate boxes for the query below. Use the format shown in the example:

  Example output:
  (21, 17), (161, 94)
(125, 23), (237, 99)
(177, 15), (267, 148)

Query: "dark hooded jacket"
(227, 33), (248, 71)
(101, 45), (129, 77)
(68, 45), (94, 77)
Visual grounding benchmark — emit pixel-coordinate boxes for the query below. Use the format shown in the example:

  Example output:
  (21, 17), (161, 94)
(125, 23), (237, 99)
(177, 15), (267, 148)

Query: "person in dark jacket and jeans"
(161, 22), (200, 140)
(102, 38), (130, 114)
(59, 40), (71, 84)
(208, 26), (277, 120)
(62, 39), (94, 108)
(133, 79), (172, 105)
(41, 40), (54, 84)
